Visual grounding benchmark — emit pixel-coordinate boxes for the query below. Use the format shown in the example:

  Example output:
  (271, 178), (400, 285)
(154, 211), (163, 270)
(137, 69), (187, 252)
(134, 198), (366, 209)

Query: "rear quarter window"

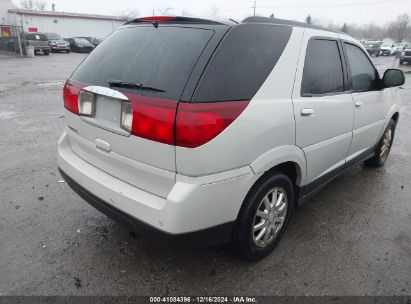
(192, 24), (292, 102)
(71, 26), (214, 101)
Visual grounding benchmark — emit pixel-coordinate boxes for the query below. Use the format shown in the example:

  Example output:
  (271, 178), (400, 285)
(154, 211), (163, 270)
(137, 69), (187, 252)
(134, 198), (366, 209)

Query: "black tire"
(399, 59), (404, 65)
(364, 119), (396, 167)
(234, 172), (294, 261)
(66, 50), (70, 53)
(43, 50), (50, 55)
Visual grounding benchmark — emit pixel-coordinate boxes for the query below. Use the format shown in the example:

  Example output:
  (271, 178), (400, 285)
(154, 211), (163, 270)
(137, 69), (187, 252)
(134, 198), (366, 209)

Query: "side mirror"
(383, 69), (405, 88)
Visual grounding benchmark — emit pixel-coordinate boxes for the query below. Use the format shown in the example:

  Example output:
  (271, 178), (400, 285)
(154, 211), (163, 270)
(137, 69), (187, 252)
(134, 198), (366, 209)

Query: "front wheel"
(234, 172), (294, 260)
(43, 50), (50, 55)
(365, 119), (396, 167)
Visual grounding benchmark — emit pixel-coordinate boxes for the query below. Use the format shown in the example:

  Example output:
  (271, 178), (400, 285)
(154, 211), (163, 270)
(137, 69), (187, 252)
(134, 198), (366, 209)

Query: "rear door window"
(192, 24), (292, 102)
(71, 26), (214, 101)
(301, 39), (344, 96)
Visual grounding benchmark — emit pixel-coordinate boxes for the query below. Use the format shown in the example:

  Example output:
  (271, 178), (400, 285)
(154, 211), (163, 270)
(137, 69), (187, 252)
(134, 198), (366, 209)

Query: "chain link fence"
(0, 24), (25, 56)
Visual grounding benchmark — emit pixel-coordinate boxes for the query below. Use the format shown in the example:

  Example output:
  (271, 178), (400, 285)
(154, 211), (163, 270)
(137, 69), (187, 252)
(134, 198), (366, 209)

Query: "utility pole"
(252, 0), (257, 16)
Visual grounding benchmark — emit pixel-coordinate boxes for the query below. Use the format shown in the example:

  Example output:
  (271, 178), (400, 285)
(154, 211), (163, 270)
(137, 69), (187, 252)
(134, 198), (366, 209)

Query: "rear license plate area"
(95, 95), (121, 124)
(82, 95), (129, 136)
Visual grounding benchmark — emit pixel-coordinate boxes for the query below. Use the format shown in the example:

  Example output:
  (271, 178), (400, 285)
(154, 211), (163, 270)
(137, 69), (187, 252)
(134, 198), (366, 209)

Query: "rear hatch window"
(71, 26), (214, 101)
(65, 25), (215, 197)
(25, 33), (48, 41)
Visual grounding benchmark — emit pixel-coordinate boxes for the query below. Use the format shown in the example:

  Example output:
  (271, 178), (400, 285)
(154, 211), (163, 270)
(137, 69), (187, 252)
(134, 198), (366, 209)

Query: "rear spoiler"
(125, 16), (233, 26)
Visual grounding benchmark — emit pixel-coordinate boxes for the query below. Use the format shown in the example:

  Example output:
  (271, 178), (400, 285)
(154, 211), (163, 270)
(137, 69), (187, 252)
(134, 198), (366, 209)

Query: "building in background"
(0, 0), (124, 38)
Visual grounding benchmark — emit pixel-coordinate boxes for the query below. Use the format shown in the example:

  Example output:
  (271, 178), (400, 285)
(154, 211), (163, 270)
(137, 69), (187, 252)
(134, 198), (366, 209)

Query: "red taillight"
(176, 100), (249, 148)
(139, 16), (176, 21)
(126, 94), (177, 145)
(63, 80), (86, 115)
(63, 81), (249, 148)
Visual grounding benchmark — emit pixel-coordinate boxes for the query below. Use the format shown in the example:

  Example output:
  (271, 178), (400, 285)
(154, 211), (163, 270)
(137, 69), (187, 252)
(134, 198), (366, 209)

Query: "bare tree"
(20, 0), (47, 10)
(157, 7), (173, 15)
(305, 14), (312, 24)
(116, 9), (139, 21)
(20, 0), (34, 9)
(34, 0), (47, 10)
(181, 10), (191, 17)
(209, 5), (221, 17)
(389, 14), (410, 42)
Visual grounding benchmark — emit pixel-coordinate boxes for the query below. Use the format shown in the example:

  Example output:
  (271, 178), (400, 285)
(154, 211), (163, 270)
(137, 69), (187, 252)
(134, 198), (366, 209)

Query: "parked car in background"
(399, 47), (411, 65)
(77, 36), (103, 47)
(92, 38), (104, 47)
(58, 16), (404, 260)
(24, 32), (50, 55)
(379, 44), (394, 56)
(364, 41), (382, 56)
(66, 37), (94, 53)
(44, 32), (70, 53)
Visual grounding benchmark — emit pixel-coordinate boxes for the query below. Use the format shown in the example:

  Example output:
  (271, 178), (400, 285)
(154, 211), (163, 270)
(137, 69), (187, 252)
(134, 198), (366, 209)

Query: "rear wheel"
(365, 119), (396, 167)
(43, 50), (50, 55)
(66, 50), (70, 53)
(235, 172), (294, 260)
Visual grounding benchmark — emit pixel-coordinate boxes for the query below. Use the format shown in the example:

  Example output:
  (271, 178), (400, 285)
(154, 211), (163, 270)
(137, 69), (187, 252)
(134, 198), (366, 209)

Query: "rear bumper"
(58, 131), (258, 247)
(34, 46), (51, 51)
(51, 46), (70, 51)
(59, 168), (234, 247)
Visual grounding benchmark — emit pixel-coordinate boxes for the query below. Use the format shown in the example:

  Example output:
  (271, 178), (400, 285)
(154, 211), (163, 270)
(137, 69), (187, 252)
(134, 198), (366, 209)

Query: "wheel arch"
(250, 145), (306, 187)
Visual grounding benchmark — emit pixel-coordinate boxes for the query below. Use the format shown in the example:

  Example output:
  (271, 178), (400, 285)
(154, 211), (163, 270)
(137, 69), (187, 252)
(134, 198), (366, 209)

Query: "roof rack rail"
(242, 16), (343, 34)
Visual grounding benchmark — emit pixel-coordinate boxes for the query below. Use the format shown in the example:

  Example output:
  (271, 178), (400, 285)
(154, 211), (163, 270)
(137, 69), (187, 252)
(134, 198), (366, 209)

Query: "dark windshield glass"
(71, 26), (214, 100)
(26, 33), (48, 41)
(74, 38), (90, 44)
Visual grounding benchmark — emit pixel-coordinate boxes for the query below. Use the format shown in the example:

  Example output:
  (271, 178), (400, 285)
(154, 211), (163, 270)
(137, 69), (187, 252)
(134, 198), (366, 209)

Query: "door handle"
(355, 101), (363, 107)
(301, 108), (314, 116)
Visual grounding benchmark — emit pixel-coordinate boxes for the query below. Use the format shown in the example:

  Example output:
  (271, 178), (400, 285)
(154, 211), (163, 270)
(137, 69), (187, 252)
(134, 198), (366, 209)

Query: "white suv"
(58, 16), (405, 260)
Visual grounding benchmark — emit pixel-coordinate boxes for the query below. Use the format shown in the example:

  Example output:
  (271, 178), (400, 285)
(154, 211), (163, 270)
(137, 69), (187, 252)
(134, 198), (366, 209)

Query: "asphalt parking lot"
(0, 52), (410, 296)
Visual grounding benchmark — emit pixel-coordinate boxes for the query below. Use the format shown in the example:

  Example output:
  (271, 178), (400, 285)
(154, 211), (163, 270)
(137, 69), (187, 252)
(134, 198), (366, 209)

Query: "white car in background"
(380, 44), (395, 56)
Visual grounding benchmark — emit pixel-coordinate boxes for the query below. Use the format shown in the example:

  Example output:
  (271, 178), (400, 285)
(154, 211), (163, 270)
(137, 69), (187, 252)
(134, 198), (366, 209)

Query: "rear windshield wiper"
(108, 80), (166, 93)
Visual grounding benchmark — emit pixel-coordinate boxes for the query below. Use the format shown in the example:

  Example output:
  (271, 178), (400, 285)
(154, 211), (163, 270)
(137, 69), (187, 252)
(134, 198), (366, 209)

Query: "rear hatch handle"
(95, 138), (111, 153)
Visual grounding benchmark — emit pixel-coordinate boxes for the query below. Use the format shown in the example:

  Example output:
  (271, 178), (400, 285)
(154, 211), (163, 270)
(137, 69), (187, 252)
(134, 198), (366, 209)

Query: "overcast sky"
(11, 0), (411, 26)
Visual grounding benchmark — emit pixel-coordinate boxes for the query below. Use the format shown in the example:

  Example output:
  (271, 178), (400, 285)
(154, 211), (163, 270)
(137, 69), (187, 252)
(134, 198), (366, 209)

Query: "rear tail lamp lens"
(120, 102), (133, 132)
(63, 81), (80, 115)
(176, 100), (249, 148)
(78, 90), (95, 117)
(126, 94), (177, 145)
(63, 80), (87, 115)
